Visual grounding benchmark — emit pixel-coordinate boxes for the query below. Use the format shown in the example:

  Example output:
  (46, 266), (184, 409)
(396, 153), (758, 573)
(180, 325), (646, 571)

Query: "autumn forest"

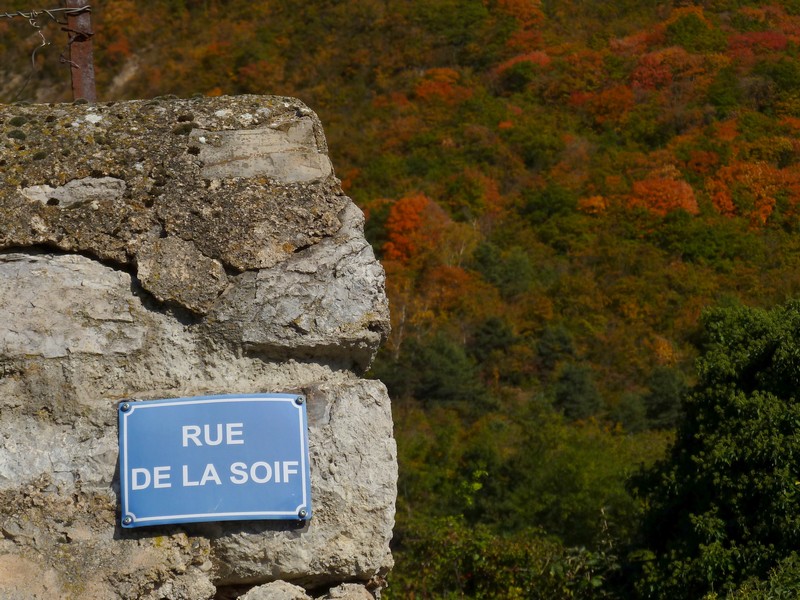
(5, 0), (800, 597)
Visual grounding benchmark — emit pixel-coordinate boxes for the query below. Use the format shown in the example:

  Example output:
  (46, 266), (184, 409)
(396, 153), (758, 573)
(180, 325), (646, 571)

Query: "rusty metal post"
(65, 0), (96, 101)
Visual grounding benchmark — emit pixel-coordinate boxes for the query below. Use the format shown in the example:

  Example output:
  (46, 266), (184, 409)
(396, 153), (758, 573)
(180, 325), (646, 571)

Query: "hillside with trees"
(5, 1), (800, 596)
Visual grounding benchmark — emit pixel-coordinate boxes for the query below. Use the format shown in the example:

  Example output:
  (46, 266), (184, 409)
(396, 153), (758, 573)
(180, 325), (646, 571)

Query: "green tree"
(537, 324), (577, 373)
(610, 392), (648, 433)
(665, 12), (727, 53)
(553, 362), (603, 420)
(708, 67), (742, 117)
(471, 243), (535, 299)
(468, 316), (517, 364)
(521, 182), (578, 224)
(630, 300), (800, 599)
(643, 366), (687, 430)
(374, 333), (488, 411)
(755, 58), (800, 97)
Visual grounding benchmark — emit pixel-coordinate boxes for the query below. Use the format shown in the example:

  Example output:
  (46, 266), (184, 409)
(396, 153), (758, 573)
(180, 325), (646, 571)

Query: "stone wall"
(0, 96), (395, 599)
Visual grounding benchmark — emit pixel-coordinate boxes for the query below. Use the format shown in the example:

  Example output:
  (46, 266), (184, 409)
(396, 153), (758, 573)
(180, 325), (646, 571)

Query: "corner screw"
(120, 402), (131, 412)
(298, 508), (308, 519)
(122, 516), (133, 526)
(295, 396), (305, 406)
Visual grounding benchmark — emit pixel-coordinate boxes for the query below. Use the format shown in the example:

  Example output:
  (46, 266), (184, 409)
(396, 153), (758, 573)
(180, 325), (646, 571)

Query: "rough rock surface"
(320, 584), (376, 599)
(235, 581), (374, 600)
(237, 581), (312, 600)
(0, 96), (395, 599)
(0, 95), (389, 369)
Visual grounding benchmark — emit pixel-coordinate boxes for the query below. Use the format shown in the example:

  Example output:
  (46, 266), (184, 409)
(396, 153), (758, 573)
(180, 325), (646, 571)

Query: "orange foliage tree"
(383, 193), (450, 265)
(706, 161), (789, 225)
(414, 68), (473, 105)
(495, 0), (545, 52)
(495, 50), (551, 74)
(380, 194), (481, 359)
(627, 177), (699, 216)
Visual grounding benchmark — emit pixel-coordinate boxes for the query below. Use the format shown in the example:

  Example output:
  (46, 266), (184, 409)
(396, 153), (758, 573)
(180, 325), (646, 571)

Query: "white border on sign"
(121, 395), (309, 525)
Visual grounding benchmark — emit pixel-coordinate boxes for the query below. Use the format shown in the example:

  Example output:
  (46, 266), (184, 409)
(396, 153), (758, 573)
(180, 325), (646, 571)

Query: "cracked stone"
(135, 236), (228, 314)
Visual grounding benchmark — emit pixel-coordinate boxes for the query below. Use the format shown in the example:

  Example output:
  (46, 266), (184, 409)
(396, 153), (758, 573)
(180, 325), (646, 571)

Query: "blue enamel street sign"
(118, 394), (312, 528)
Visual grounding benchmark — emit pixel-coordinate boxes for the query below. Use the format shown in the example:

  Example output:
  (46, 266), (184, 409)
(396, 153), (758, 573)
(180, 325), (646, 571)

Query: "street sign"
(118, 394), (312, 528)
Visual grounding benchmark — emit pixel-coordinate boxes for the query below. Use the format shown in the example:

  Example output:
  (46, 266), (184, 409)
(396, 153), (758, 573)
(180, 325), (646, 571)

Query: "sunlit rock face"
(0, 96), (395, 600)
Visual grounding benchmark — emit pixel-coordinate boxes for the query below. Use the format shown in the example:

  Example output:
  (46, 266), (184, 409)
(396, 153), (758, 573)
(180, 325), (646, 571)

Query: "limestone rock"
(0, 252), (144, 361)
(319, 584), (375, 599)
(0, 95), (389, 369)
(208, 203), (390, 370)
(0, 554), (74, 600)
(21, 176), (127, 208)
(0, 95), (395, 599)
(136, 236), (228, 313)
(0, 251), (395, 598)
(193, 119), (333, 183)
(0, 96), (371, 314)
(209, 379), (396, 588)
(237, 581), (312, 600)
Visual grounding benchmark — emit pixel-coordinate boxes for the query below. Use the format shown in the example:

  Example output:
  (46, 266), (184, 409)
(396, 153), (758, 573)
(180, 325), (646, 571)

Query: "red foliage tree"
(632, 53), (673, 90)
(585, 85), (635, 126)
(414, 68), (473, 105)
(728, 30), (788, 53)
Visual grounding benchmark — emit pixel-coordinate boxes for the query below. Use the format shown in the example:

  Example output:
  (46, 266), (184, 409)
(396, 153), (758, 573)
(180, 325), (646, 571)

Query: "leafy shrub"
(387, 516), (617, 599)
(630, 301), (800, 599)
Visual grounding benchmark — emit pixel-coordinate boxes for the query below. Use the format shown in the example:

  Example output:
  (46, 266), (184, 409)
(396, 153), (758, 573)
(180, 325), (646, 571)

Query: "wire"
(1, 6), (91, 101)
(0, 7), (91, 23)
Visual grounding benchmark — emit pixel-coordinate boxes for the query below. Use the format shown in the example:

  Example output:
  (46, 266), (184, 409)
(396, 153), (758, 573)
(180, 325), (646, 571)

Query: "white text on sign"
(182, 423), (244, 446)
(130, 421), (300, 490)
